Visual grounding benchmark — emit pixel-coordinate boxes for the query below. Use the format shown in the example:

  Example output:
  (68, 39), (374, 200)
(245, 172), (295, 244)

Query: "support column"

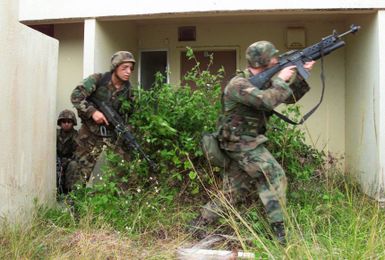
(83, 18), (96, 77)
(377, 10), (385, 201)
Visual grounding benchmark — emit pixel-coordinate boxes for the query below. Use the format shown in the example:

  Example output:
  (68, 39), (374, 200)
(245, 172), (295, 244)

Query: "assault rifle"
(89, 97), (158, 171)
(249, 24), (360, 89)
(56, 157), (64, 194)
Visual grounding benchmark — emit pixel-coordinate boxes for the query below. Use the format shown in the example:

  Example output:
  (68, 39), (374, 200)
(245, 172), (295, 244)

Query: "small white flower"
(137, 188), (141, 193)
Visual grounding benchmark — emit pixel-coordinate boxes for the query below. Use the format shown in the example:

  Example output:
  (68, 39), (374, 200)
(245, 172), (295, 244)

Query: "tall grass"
(197, 167), (385, 259)
(1, 167), (385, 259)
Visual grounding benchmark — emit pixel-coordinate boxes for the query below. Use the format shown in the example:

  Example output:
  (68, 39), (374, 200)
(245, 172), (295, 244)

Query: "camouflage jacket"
(57, 128), (78, 159)
(71, 72), (134, 136)
(218, 69), (310, 152)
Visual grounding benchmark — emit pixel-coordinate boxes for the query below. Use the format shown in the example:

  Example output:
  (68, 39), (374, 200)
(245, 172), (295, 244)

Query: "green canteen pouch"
(201, 132), (230, 168)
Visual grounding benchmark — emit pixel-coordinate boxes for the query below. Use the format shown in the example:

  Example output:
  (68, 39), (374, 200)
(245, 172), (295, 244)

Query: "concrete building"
(1, 0), (385, 221)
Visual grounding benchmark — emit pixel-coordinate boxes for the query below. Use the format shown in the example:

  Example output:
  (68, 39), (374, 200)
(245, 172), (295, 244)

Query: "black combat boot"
(270, 221), (286, 245)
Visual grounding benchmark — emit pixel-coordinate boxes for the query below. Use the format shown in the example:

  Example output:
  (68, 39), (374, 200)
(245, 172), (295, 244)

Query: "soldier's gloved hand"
(92, 110), (109, 125)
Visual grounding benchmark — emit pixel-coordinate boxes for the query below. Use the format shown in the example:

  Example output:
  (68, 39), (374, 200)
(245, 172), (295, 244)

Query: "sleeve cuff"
(272, 77), (292, 94)
(85, 106), (97, 118)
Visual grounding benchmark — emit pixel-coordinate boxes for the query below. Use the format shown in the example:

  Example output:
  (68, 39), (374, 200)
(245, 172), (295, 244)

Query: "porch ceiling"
(23, 9), (375, 26)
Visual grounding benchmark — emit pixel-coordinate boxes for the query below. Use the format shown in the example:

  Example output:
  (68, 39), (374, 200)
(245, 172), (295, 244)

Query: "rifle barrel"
(338, 24), (361, 38)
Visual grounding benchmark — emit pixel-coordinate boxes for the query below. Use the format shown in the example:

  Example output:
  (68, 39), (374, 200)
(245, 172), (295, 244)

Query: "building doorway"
(139, 50), (168, 90)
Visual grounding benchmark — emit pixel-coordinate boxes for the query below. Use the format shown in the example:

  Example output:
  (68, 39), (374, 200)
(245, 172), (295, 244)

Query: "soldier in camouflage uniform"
(64, 51), (136, 192)
(57, 109), (78, 193)
(191, 41), (315, 244)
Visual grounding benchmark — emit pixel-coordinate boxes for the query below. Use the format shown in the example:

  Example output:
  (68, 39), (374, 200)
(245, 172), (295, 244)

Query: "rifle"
(249, 24), (360, 89)
(88, 97), (158, 171)
(56, 157), (64, 194)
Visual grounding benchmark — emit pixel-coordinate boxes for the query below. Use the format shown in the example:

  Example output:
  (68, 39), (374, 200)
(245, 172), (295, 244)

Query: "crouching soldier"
(190, 41), (316, 245)
(56, 109), (78, 194)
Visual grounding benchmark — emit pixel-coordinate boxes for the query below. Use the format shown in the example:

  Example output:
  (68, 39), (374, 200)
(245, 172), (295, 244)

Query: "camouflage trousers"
(201, 144), (287, 224)
(64, 125), (129, 191)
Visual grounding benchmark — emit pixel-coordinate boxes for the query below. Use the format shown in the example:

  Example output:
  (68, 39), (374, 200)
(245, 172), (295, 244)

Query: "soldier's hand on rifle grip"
(303, 61), (316, 72)
(92, 110), (109, 125)
(277, 65), (296, 82)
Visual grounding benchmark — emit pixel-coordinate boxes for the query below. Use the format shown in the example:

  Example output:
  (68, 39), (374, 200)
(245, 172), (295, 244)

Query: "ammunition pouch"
(201, 132), (230, 168)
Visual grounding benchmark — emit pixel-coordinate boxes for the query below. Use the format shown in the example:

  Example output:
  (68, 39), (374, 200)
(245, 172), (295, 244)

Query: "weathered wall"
(0, 0), (58, 222)
(55, 23), (83, 120)
(346, 13), (385, 200)
(94, 20), (138, 81)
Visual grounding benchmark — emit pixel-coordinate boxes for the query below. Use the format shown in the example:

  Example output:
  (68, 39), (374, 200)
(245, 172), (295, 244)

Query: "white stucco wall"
(55, 23), (84, 119)
(93, 20), (138, 80)
(345, 13), (384, 200)
(18, 0), (385, 23)
(379, 11), (385, 201)
(0, 0), (58, 222)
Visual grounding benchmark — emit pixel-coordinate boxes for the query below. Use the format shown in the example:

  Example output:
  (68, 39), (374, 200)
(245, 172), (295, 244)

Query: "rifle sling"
(271, 47), (326, 125)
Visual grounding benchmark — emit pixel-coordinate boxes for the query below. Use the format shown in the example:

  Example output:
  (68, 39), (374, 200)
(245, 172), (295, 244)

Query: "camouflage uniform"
(198, 41), (310, 241)
(65, 51), (135, 191)
(57, 128), (78, 166)
(56, 109), (78, 193)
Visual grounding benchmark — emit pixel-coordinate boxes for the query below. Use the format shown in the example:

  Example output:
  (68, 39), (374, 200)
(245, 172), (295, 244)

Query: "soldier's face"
(267, 57), (278, 68)
(60, 120), (74, 132)
(116, 62), (134, 82)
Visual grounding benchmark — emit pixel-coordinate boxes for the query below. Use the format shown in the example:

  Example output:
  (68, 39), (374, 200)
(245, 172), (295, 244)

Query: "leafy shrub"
(125, 47), (224, 195)
(266, 105), (325, 181)
(65, 48), (326, 231)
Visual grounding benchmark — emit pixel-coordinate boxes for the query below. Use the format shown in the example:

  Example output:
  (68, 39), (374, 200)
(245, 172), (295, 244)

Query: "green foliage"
(57, 48), (225, 230)
(266, 105), (325, 181)
(124, 47), (224, 195)
(61, 48), (327, 233)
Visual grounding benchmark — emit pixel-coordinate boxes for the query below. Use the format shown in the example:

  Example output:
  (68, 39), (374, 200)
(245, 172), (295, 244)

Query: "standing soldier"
(56, 109), (78, 194)
(191, 41), (316, 245)
(65, 51), (136, 192)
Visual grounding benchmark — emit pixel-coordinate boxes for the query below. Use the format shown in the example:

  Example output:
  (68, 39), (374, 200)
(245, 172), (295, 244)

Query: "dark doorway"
(140, 51), (168, 90)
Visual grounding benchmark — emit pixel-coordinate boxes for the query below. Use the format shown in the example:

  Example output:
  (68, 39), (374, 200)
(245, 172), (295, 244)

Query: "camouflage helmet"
(110, 51), (136, 71)
(57, 109), (77, 126)
(246, 41), (279, 68)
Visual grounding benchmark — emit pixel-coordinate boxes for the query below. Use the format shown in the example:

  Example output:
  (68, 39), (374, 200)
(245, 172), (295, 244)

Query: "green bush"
(125, 47), (224, 195)
(266, 105), (325, 181)
(65, 48), (326, 232)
